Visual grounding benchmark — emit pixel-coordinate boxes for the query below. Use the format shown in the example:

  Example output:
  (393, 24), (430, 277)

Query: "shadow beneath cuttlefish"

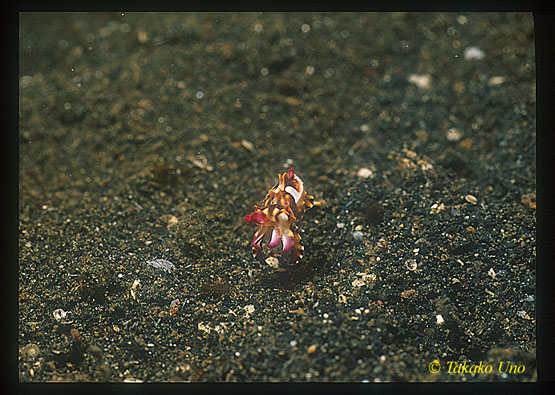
(255, 248), (330, 290)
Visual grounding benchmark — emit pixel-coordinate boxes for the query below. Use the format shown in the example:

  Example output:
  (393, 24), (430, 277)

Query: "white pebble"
(488, 76), (505, 86)
(352, 279), (365, 287)
(53, 309), (67, 321)
(524, 295), (534, 302)
(446, 128), (464, 141)
(463, 46), (485, 60)
(408, 74), (432, 90)
(265, 256), (280, 269)
(357, 167), (373, 178)
(436, 314), (445, 325)
(244, 304), (255, 314)
(465, 194), (478, 205)
(517, 310), (531, 320)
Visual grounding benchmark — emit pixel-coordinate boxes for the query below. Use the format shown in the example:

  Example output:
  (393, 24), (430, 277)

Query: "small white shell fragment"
(214, 323), (227, 334)
(166, 215), (179, 229)
(517, 310), (531, 320)
(463, 46), (485, 60)
(188, 155), (213, 171)
(430, 202), (446, 214)
(446, 128), (464, 142)
(488, 76), (506, 86)
(357, 167), (374, 179)
(352, 279), (365, 287)
(240, 139), (255, 152)
(130, 279), (141, 300)
(408, 74), (432, 90)
(352, 273), (377, 288)
(465, 194), (478, 205)
(524, 295), (534, 302)
(198, 322), (211, 333)
(436, 314), (445, 325)
(53, 309), (67, 321)
(244, 304), (255, 314)
(487, 268), (497, 278)
(147, 258), (175, 273)
(265, 256), (280, 269)
(405, 259), (418, 271)
(485, 289), (495, 297)
(23, 343), (40, 358)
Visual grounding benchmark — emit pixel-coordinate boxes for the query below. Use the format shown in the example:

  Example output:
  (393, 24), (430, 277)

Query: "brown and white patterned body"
(244, 168), (314, 265)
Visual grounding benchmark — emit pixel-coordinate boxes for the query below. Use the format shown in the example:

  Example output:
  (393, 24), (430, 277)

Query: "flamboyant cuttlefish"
(244, 168), (314, 266)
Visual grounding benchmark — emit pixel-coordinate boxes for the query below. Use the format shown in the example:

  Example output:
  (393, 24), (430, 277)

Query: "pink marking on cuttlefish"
(267, 228), (281, 249)
(244, 211), (267, 224)
(281, 233), (294, 253)
(287, 167), (295, 178)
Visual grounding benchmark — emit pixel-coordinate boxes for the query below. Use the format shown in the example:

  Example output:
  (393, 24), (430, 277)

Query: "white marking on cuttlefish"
(285, 186), (301, 203)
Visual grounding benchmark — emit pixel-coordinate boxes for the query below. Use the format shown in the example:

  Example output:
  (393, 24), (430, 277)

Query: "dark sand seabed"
(18, 12), (536, 382)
